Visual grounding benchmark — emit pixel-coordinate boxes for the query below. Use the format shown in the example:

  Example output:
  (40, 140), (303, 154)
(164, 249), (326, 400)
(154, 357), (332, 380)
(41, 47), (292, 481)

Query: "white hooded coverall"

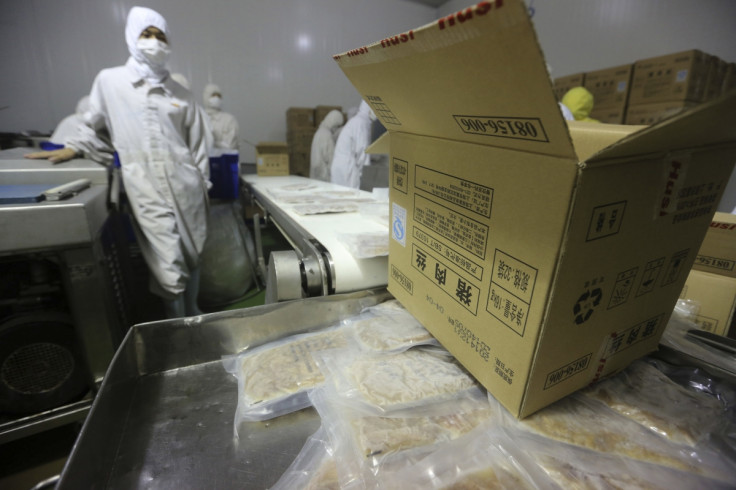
(66, 6), (211, 302)
(203, 83), (240, 152)
(50, 96), (90, 145)
(309, 110), (344, 182)
(330, 100), (376, 188)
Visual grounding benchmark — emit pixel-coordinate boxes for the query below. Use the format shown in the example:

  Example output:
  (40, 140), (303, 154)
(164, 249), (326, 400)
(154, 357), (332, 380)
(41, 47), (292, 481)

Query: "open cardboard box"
(336, 0), (736, 417)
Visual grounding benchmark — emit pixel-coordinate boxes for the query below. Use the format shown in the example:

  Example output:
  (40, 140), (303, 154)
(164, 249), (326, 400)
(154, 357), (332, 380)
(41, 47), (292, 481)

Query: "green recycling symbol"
(573, 288), (603, 325)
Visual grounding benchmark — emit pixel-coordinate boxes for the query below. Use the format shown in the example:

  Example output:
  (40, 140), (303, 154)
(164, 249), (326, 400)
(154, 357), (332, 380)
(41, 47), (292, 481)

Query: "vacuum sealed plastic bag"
(337, 231), (388, 259)
(269, 426), (339, 490)
(309, 381), (493, 489)
(581, 359), (727, 446)
(316, 346), (478, 413)
(492, 386), (736, 484)
(504, 426), (736, 490)
(388, 425), (552, 490)
(343, 301), (437, 353)
(292, 201), (360, 215)
(223, 327), (348, 424)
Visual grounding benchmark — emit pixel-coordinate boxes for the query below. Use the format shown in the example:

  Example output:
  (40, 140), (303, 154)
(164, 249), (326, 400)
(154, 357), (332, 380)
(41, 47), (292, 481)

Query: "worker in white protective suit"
(170, 72), (190, 90)
(203, 83), (240, 152)
(25, 6), (211, 319)
(330, 101), (376, 188)
(49, 96), (90, 145)
(310, 110), (344, 182)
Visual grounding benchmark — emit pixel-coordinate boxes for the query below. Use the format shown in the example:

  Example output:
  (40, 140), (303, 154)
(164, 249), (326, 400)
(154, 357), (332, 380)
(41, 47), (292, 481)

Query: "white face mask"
(136, 38), (170, 67)
(208, 96), (222, 110)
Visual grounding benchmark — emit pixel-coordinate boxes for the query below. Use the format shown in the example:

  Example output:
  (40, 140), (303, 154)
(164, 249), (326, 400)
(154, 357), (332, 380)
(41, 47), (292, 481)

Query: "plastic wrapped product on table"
(343, 300), (438, 353)
(222, 326), (348, 424)
(581, 359), (727, 446)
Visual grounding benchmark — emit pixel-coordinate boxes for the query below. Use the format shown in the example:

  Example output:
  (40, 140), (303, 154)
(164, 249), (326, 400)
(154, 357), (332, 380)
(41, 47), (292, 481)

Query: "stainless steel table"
(57, 289), (391, 489)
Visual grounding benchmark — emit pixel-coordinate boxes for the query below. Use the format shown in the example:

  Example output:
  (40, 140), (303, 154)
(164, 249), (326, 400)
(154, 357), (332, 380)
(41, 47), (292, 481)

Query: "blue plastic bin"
(208, 153), (240, 200)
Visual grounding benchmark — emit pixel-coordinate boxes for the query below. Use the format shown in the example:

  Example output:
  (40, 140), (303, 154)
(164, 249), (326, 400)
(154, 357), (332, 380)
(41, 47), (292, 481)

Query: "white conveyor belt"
(242, 175), (389, 294)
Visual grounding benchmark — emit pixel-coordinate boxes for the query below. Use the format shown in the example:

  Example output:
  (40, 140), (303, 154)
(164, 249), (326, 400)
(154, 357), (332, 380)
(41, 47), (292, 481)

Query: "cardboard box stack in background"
(583, 64), (632, 123)
(682, 212), (736, 338)
(553, 50), (733, 126)
(552, 72), (585, 101)
(625, 49), (728, 124)
(285, 105), (343, 177)
(333, 0), (736, 418)
(255, 142), (289, 176)
(285, 107), (315, 177)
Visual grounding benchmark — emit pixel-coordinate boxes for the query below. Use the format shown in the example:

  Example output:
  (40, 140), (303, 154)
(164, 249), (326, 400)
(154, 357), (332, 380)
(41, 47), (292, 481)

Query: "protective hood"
(75, 95), (90, 116)
(125, 6), (170, 85)
(357, 100), (376, 122)
(561, 87), (599, 123)
(320, 110), (344, 131)
(203, 83), (221, 111)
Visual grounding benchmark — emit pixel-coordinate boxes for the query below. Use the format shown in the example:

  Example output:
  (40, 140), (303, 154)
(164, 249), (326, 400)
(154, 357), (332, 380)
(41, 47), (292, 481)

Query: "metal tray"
(57, 288), (391, 489)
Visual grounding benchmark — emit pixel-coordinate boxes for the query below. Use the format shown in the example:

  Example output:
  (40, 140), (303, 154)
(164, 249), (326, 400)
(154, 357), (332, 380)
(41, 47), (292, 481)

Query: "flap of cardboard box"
(566, 121), (643, 162)
(586, 90), (736, 165)
(255, 142), (289, 154)
(333, 0), (576, 161)
(366, 132), (390, 154)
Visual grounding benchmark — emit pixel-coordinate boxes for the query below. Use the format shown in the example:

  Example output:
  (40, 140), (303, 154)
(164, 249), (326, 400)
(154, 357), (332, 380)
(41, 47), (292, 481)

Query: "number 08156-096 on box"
(453, 115), (549, 142)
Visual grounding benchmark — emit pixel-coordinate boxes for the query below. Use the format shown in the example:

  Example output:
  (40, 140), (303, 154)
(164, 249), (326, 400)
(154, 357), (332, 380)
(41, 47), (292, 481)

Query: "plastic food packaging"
(222, 327), (347, 426)
(581, 359), (727, 446)
(337, 231), (388, 259)
(292, 201), (360, 215)
(343, 302), (438, 353)
(269, 426), (339, 490)
(316, 347), (478, 413)
(491, 382), (736, 484)
(504, 427), (736, 490)
(309, 380), (493, 489)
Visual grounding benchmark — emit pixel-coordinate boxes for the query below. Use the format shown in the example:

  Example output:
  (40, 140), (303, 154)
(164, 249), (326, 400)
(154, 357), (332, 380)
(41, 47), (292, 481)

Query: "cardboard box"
(255, 142), (289, 176)
(583, 64), (633, 109)
(315, 105), (343, 126)
(629, 50), (711, 105)
(681, 269), (736, 336)
(286, 107), (315, 129)
(692, 212), (736, 277)
(624, 101), (699, 125)
(705, 56), (729, 101)
(553, 73), (585, 101)
(589, 106), (626, 124)
(288, 150), (310, 177)
(723, 63), (736, 95)
(333, 0), (736, 418)
(287, 127), (317, 151)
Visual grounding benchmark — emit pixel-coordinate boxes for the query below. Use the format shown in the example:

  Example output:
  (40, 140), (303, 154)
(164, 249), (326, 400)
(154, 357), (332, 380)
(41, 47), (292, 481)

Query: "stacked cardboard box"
(555, 50), (733, 127)
(583, 64), (633, 124)
(552, 73), (584, 101)
(334, 0), (736, 418)
(285, 105), (342, 177)
(625, 50), (728, 125)
(683, 212), (736, 338)
(285, 107), (315, 177)
(255, 142), (289, 176)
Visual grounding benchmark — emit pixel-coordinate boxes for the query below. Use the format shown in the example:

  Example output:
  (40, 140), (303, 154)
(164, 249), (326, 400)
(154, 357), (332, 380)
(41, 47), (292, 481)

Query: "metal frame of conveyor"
(244, 182), (336, 301)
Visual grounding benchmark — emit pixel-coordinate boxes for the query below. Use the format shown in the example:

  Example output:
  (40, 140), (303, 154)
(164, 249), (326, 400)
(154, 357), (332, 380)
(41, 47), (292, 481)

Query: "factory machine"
(241, 174), (390, 303)
(0, 148), (126, 444)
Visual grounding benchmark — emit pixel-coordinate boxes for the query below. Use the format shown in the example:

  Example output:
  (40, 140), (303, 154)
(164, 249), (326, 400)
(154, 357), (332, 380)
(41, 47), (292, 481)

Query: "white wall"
(439, 0), (736, 78)
(0, 0), (438, 162)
